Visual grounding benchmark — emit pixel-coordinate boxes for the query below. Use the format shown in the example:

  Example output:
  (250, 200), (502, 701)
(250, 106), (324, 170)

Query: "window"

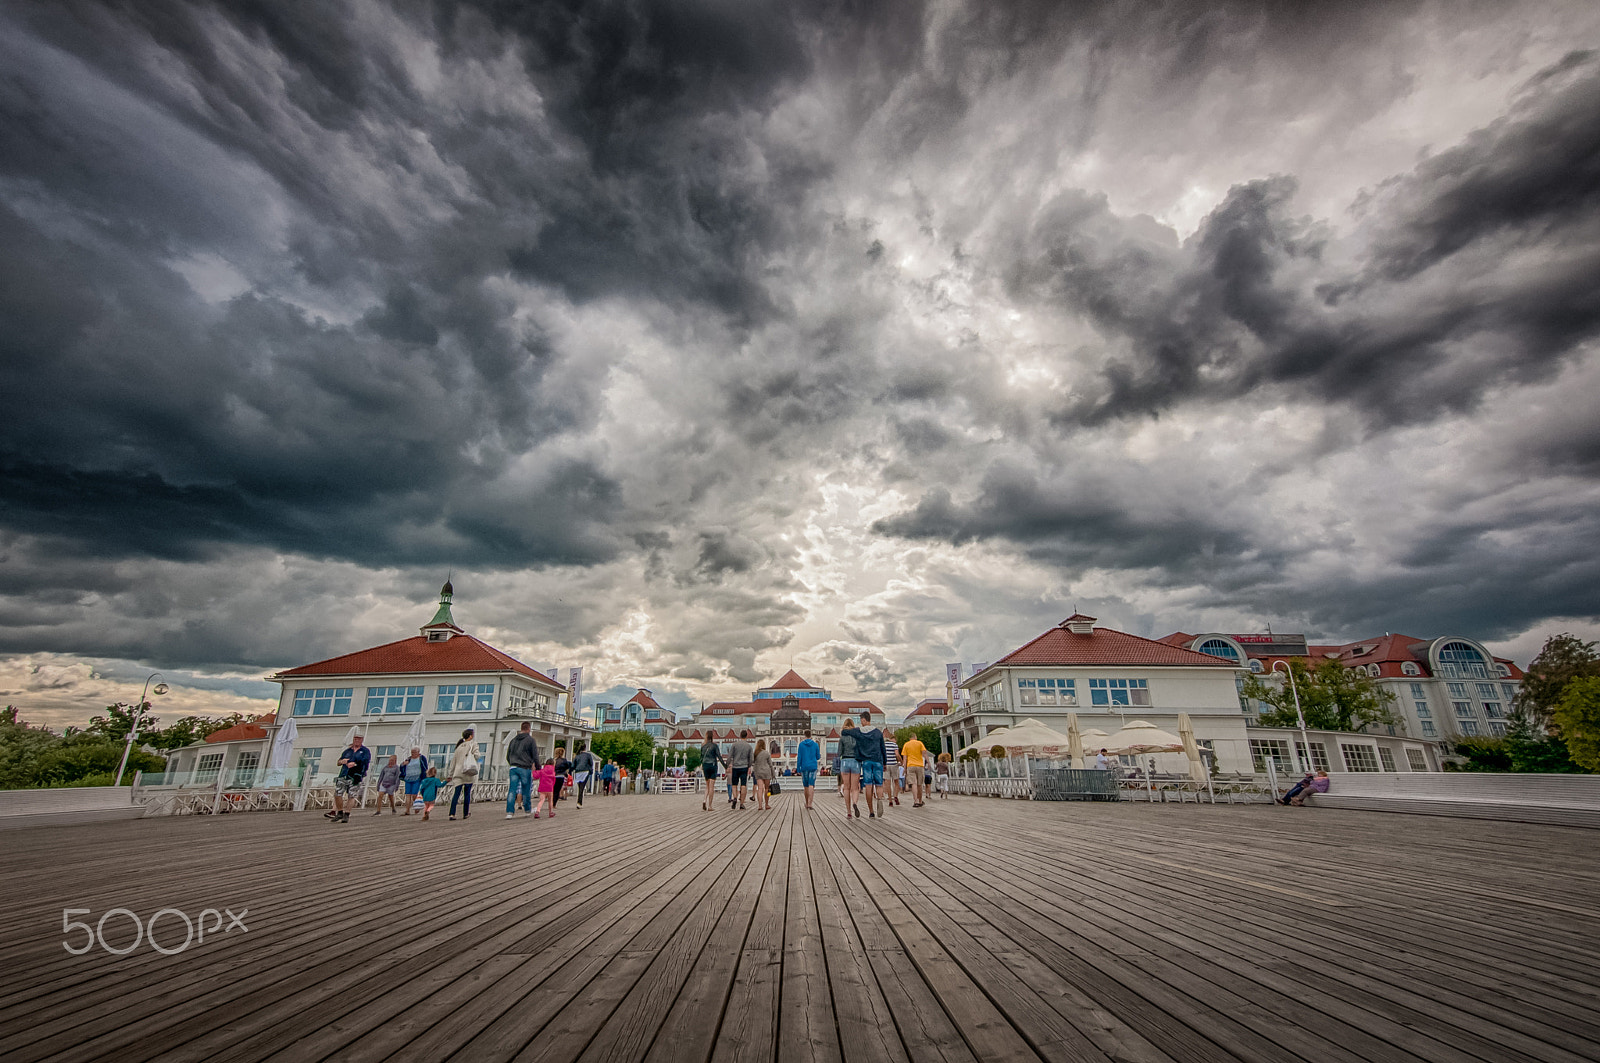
(1459, 720), (1480, 736)
(1198, 639), (1239, 662)
(1453, 702), (1475, 719)
(375, 745), (396, 757)
(1420, 721), (1437, 737)
(1483, 702), (1503, 719)
(1500, 683), (1516, 701)
(1405, 748), (1429, 772)
(428, 743), (453, 760)
(1409, 683), (1426, 699)
(1367, 665), (1381, 678)
(508, 687), (549, 713)
(196, 752), (224, 783)
(232, 751), (260, 787)
(438, 684), (494, 712)
(366, 686), (424, 714)
(1495, 663), (1511, 677)
(1447, 682), (1468, 699)
(1248, 659), (1263, 673)
(1018, 678), (1077, 706)
(1402, 662), (1421, 676)
(1340, 744), (1380, 772)
(1089, 679), (1150, 707)
(1414, 702), (1431, 718)
(1437, 641), (1490, 679)
(1249, 739), (1293, 772)
(1377, 748), (1396, 772)
(292, 688), (353, 716)
(1488, 721), (1508, 737)
(1475, 683), (1498, 701)
(1294, 741), (1330, 772)
(826, 740), (838, 754)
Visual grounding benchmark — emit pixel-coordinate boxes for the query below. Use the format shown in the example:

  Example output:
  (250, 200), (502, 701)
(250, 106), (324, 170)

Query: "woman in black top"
(550, 746), (571, 806)
(700, 737), (722, 811)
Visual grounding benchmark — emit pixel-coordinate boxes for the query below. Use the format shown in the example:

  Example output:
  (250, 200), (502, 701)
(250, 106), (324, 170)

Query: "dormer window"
(427, 629), (452, 642)
(1402, 662), (1420, 676)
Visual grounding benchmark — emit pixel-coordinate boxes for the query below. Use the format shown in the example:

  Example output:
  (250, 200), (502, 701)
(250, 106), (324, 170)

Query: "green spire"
(425, 579), (456, 628)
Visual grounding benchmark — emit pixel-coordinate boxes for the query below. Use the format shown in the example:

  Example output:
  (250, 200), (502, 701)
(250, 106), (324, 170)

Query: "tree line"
(0, 704), (247, 789)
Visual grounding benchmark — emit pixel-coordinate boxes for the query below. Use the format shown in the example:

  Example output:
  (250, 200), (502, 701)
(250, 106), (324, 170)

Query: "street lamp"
(115, 673), (169, 786)
(1270, 661), (1313, 773)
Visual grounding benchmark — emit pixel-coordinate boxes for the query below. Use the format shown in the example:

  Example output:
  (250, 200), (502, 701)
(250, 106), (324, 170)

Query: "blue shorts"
(404, 780), (422, 795)
(838, 758), (860, 775)
(800, 768), (817, 787)
(861, 761), (884, 786)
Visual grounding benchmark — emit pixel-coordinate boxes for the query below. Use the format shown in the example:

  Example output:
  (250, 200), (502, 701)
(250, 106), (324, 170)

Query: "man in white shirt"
(1094, 748), (1112, 771)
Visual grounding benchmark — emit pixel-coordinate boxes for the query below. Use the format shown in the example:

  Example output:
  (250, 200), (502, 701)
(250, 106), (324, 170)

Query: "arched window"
(1248, 659), (1263, 673)
(1495, 663), (1510, 677)
(1197, 638), (1240, 663)
(1367, 664), (1381, 678)
(1401, 662), (1420, 676)
(1437, 641), (1490, 679)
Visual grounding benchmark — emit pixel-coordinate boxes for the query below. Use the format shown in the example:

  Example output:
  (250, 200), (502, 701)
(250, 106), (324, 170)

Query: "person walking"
(399, 746), (429, 815)
(700, 734), (723, 811)
(418, 767), (443, 820)
(935, 752), (951, 798)
(550, 746), (571, 808)
(855, 712), (887, 818)
(600, 759), (616, 796)
(796, 733), (821, 810)
(446, 729), (480, 821)
(882, 728), (900, 808)
(533, 760), (555, 817)
(373, 755), (403, 815)
(1094, 748), (1112, 772)
(838, 718), (863, 819)
(752, 739), (774, 810)
(506, 722), (541, 818)
(571, 742), (595, 808)
(327, 733), (371, 824)
(728, 730), (754, 810)
(901, 733), (928, 807)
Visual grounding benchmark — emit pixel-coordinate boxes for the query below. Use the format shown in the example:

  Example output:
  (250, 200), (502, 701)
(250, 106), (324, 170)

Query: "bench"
(0, 786), (144, 830)
(1306, 772), (1600, 828)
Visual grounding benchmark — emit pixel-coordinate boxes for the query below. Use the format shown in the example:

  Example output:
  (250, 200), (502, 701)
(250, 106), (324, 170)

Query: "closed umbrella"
(264, 716), (297, 787)
(1067, 712), (1084, 769)
(1178, 713), (1207, 782)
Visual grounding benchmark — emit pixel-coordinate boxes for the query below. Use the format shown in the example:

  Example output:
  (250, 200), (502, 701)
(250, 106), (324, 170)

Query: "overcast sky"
(3, 0), (1599, 728)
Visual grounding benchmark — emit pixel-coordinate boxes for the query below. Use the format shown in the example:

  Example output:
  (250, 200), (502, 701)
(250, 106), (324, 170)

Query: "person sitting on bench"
(1283, 770), (1329, 806)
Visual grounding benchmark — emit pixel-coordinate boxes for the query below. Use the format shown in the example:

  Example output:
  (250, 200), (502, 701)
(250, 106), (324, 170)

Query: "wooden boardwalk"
(1, 790), (1597, 1063)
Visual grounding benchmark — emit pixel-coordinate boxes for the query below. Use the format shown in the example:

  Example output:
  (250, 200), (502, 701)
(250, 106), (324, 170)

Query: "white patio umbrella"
(1105, 720), (1185, 801)
(1067, 712), (1084, 769)
(1079, 728), (1112, 759)
(263, 716), (297, 787)
(986, 718), (1074, 756)
(956, 727), (1011, 756)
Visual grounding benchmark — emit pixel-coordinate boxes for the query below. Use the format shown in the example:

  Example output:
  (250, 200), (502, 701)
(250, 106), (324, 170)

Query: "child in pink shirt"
(533, 762), (556, 818)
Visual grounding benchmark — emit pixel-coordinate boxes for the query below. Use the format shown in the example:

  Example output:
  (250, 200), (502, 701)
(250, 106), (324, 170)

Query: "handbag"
(768, 780), (781, 794)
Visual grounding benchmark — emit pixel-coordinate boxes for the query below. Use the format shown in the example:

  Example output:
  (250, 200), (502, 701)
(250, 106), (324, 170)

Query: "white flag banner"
(946, 663), (962, 706)
(568, 667), (584, 717)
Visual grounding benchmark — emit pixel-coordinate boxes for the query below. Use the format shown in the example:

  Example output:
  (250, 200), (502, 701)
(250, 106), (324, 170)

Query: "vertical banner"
(568, 667), (583, 719)
(946, 663), (962, 710)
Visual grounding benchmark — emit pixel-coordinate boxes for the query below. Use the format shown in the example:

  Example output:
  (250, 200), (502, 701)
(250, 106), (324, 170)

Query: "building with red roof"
(154, 582), (594, 791)
(597, 688), (680, 738)
(664, 670), (884, 766)
(1157, 630), (1524, 750)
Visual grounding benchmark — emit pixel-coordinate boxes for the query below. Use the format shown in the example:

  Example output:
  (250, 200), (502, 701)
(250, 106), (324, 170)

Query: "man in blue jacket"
(796, 734), (821, 811)
(329, 734), (371, 824)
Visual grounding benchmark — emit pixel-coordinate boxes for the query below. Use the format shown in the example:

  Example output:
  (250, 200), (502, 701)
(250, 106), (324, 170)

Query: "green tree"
(1515, 633), (1600, 730)
(1552, 676), (1600, 772)
(0, 707), (165, 789)
(893, 723), (941, 751)
(147, 714), (248, 751)
(84, 702), (145, 742)
(1240, 658), (1398, 732)
(589, 729), (659, 772)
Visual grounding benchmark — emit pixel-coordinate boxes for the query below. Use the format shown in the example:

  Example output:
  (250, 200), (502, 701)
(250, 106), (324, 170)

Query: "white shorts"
(574, 771), (591, 783)
(937, 775), (949, 791)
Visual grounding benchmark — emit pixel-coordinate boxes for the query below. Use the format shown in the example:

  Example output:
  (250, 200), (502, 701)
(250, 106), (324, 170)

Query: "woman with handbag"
(752, 739), (774, 810)
(446, 728), (480, 821)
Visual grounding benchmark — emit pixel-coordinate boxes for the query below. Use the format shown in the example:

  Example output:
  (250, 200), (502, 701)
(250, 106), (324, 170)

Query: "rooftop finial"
(423, 576), (458, 637)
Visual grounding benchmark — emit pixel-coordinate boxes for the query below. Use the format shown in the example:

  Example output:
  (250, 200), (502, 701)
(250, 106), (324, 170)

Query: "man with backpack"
(328, 733), (371, 824)
(506, 722), (542, 818)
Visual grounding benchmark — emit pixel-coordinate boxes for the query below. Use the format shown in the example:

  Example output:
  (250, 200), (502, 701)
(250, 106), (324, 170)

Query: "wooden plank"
(709, 808), (791, 1063)
(779, 804), (841, 1063)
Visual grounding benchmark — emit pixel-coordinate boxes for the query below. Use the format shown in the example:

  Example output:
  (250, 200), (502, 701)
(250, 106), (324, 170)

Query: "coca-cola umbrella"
(1104, 720), (1185, 800)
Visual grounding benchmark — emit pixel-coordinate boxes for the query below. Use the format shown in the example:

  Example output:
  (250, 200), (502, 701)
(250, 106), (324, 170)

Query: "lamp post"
(115, 673), (169, 787)
(1271, 661), (1313, 773)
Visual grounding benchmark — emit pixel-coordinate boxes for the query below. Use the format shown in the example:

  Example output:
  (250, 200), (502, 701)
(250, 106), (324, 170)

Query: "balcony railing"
(505, 703), (593, 728)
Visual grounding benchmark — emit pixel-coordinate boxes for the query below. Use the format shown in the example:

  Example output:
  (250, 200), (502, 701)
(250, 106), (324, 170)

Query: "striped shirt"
(884, 739), (898, 767)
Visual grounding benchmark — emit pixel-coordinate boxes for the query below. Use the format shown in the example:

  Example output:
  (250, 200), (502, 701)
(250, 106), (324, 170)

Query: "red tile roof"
(699, 699), (883, 717)
(907, 700), (948, 717)
(625, 689), (662, 711)
(204, 713), (275, 744)
(273, 635), (563, 688)
(768, 669), (816, 690)
(988, 625), (1238, 670)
